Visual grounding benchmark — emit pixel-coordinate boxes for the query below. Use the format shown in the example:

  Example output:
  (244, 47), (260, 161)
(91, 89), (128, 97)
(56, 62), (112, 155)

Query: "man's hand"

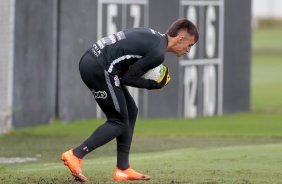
(155, 65), (171, 89)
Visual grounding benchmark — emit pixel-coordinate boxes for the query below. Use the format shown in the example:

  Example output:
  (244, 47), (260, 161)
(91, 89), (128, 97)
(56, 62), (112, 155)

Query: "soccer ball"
(142, 64), (164, 81)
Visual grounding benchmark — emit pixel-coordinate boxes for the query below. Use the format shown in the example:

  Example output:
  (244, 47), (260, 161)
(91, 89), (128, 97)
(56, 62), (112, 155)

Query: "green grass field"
(1, 27), (282, 183)
(251, 27), (282, 113)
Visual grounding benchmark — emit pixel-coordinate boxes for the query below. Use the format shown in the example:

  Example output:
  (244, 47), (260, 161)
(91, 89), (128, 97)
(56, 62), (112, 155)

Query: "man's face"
(174, 33), (196, 57)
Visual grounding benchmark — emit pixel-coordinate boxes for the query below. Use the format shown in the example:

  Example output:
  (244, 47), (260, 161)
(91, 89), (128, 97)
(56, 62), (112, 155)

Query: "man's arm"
(121, 49), (169, 89)
(121, 61), (159, 89)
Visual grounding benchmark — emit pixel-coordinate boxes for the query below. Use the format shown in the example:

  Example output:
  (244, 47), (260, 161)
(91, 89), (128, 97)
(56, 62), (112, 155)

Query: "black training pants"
(79, 51), (138, 168)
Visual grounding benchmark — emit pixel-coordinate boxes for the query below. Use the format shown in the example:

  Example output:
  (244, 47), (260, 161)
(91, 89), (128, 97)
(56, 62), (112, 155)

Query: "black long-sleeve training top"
(88, 27), (168, 89)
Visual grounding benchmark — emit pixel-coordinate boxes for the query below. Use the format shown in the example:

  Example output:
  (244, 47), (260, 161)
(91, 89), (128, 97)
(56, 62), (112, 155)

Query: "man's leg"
(114, 86), (151, 181)
(73, 71), (129, 156)
(116, 85), (138, 170)
(61, 52), (130, 181)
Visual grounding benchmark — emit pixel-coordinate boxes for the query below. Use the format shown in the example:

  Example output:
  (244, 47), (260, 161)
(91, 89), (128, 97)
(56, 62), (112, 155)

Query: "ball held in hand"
(142, 64), (164, 82)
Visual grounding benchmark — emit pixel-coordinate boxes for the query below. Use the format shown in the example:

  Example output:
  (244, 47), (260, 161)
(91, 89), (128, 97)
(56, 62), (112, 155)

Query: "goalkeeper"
(61, 18), (198, 182)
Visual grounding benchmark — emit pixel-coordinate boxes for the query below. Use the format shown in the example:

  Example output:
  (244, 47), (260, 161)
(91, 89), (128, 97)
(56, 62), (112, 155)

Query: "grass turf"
(1, 143), (282, 184)
(1, 114), (282, 183)
(251, 27), (282, 113)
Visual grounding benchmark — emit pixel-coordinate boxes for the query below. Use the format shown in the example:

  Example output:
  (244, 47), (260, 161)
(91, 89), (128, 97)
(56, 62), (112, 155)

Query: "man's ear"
(178, 35), (184, 42)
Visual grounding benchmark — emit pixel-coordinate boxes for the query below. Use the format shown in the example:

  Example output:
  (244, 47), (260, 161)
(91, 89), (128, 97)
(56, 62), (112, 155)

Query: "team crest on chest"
(114, 75), (120, 87)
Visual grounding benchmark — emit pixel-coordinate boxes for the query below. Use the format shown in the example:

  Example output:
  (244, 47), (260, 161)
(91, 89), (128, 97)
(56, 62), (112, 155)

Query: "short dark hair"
(166, 18), (199, 42)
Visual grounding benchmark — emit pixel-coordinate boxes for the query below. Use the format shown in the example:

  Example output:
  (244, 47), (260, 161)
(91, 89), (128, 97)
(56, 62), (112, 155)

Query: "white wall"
(252, 0), (282, 19)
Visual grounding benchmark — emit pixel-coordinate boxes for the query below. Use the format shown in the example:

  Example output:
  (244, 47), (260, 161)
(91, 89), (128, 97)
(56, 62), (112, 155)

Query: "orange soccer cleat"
(114, 166), (151, 181)
(61, 149), (88, 182)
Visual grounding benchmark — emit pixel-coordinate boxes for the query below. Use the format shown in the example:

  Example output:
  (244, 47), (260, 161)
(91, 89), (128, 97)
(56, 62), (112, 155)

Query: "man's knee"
(133, 105), (138, 117)
(129, 105), (138, 121)
(107, 117), (129, 133)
